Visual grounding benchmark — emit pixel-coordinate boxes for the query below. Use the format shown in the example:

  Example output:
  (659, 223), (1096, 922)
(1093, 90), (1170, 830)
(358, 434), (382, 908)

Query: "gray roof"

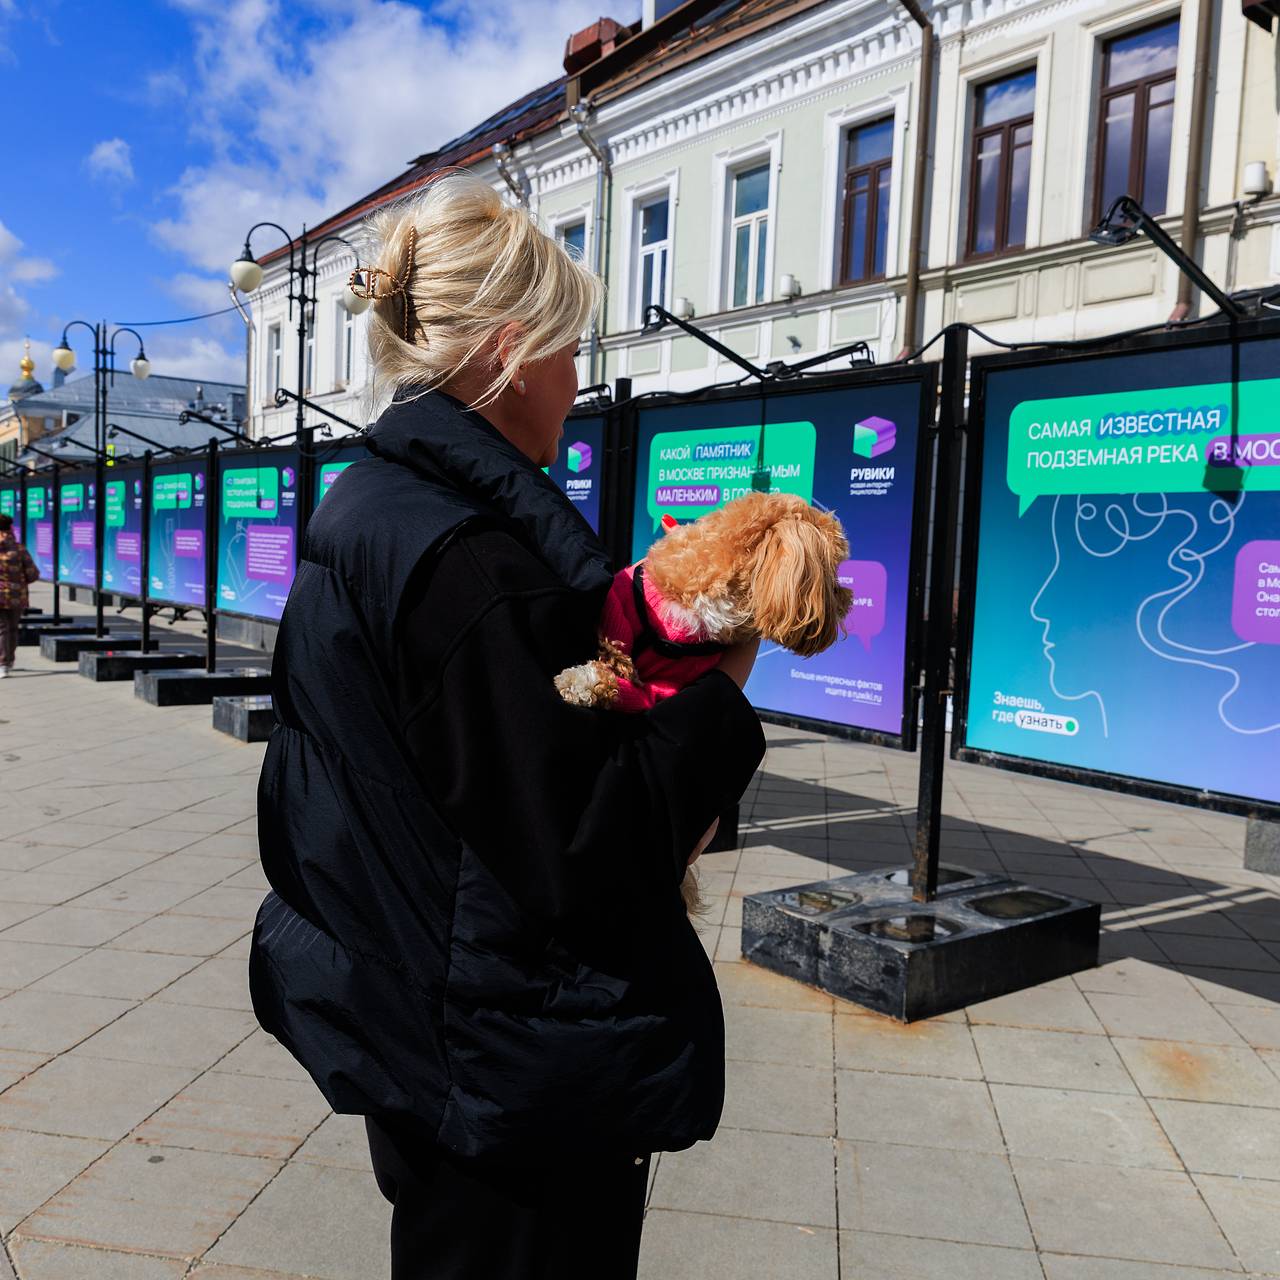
(14, 373), (247, 465)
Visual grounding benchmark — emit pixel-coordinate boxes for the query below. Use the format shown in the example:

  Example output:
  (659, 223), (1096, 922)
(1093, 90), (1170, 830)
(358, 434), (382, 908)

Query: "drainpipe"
(899, 0), (935, 355)
(1170, 0), (1215, 320)
(570, 100), (612, 385)
(492, 141), (529, 208)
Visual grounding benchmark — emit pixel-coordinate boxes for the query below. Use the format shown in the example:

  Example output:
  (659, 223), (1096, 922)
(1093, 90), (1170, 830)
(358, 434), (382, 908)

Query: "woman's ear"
(748, 514), (852, 657)
(494, 322), (525, 383)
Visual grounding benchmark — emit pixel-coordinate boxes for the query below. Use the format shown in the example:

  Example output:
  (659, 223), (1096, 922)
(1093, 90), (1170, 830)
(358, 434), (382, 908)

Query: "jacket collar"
(366, 388), (613, 596)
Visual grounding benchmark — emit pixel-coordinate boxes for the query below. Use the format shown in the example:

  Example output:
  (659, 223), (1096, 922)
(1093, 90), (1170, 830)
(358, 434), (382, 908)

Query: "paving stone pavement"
(2, 588), (1279, 1278)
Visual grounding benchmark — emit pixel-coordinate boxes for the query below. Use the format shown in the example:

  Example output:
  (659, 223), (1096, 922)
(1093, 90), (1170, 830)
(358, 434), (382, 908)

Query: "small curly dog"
(555, 491), (853, 910)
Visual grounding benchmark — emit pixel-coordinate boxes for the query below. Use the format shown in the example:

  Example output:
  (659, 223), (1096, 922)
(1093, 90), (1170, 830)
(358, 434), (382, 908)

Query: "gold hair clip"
(349, 227), (419, 340)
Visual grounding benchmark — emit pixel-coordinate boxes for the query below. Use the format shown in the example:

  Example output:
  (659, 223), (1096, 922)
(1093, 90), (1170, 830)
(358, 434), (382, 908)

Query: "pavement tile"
(650, 1127), (836, 1227)
(140, 812), (238, 836)
(0, 940), (87, 988)
(0, 908), (149, 949)
(1150, 1098), (1280, 1180)
(203, 1162), (389, 1278)
(719, 1060), (835, 1137)
(132, 1070), (329, 1159)
(1085, 992), (1246, 1045)
(0, 844), (84, 874)
(835, 1012), (981, 1079)
(836, 1141), (1032, 1248)
(1154, 932), (1280, 973)
(19, 1142), (280, 1259)
(90, 827), (204, 855)
(1011, 1157), (1238, 1269)
(715, 960), (833, 1012)
(639, 1211), (837, 1280)
(991, 1084), (1178, 1169)
(1112, 1038), (1279, 1107)
(130, 854), (249, 887)
(0, 1053), (196, 1141)
(0, 1048), (48, 1090)
(972, 1025), (1137, 1094)
(6, 1238), (186, 1278)
(1183, 966), (1280, 1007)
(74, 1002), (256, 1070)
(1041, 1258), (1249, 1280)
(1216, 1004), (1280, 1050)
(167, 887), (266, 921)
(66, 879), (203, 917)
(103, 914), (250, 957)
(189, 1268), (314, 1279)
(29, 950), (199, 1001)
(38, 849), (165, 881)
(176, 834), (261, 861)
(1072, 958), (1194, 998)
(0, 1128), (110, 1234)
(0, 990), (133, 1054)
(836, 1071), (1004, 1152)
(214, 1030), (312, 1083)
(153, 957), (253, 1012)
(839, 1230), (1043, 1279)
(1192, 1173), (1280, 1276)
(0, 874), (104, 907)
(724, 1003), (833, 1068)
(291, 1113), (373, 1172)
(968, 985), (1105, 1034)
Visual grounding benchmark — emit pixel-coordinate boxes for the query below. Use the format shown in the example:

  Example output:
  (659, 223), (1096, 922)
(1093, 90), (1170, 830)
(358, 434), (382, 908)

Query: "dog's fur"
(555, 491), (853, 911)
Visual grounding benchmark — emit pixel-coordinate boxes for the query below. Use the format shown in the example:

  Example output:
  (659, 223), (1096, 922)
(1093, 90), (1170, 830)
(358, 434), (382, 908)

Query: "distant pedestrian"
(0, 512), (37, 677)
(250, 172), (763, 1279)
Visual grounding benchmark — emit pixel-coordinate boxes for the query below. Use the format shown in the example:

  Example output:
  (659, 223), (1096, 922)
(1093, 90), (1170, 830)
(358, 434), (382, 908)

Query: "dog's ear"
(748, 511), (853, 657)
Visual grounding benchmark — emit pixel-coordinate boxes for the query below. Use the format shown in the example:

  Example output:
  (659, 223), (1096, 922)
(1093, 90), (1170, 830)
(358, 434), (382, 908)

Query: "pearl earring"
(518, 379), (526, 393)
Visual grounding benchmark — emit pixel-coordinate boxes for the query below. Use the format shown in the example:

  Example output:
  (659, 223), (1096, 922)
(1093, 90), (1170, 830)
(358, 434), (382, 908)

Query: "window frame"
(304, 327), (316, 395)
(335, 299), (355, 390)
(634, 191), (672, 326)
(965, 70), (1036, 262)
(266, 323), (282, 400)
(726, 160), (772, 309)
(1091, 18), (1180, 224)
(840, 117), (895, 286)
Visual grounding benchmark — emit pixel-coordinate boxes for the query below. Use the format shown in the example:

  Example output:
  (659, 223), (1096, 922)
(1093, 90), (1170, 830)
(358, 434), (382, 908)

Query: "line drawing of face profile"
(1030, 491), (1280, 740)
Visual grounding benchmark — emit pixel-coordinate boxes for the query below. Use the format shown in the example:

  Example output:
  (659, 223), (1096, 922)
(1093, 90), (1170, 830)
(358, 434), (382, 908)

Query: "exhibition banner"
(56, 472), (97, 589)
(24, 481), (53, 578)
(216, 449), (300, 621)
(0, 482), (20, 537)
(629, 375), (933, 741)
(958, 330), (1280, 809)
(544, 413), (605, 534)
(149, 461), (208, 607)
(101, 466), (145, 596)
(313, 439), (367, 508)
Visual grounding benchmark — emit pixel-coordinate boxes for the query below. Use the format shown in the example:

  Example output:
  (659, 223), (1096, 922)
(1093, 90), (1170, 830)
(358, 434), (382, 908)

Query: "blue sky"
(1, 0), (636, 387)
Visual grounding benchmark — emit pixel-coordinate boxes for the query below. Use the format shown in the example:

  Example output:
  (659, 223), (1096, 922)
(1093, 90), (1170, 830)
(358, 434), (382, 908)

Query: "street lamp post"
(49, 322), (151, 637)
(229, 224), (370, 442)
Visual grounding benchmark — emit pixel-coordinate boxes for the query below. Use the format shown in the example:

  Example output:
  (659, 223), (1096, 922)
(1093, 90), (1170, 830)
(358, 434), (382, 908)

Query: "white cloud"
(152, 0), (640, 274)
(86, 137), (135, 184)
(12, 257), (56, 283)
(0, 219), (59, 346)
(141, 331), (244, 383)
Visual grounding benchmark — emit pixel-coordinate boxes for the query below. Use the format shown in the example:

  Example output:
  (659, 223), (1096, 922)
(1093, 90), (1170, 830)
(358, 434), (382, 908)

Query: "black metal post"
(141, 452), (152, 654)
(911, 325), (967, 903)
(205, 438), (219, 674)
(93, 455), (106, 637)
(51, 463), (61, 622)
(297, 427), (316, 542)
(296, 227), (309, 443)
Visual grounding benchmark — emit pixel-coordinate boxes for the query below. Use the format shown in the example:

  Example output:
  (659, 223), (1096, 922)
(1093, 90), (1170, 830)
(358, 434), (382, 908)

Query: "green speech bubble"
(153, 474), (193, 510)
(105, 481), (127, 529)
(221, 467), (279, 519)
(0, 490), (14, 518)
(646, 421), (816, 532)
(60, 483), (84, 513)
(1008, 379), (1280, 515)
(26, 489), (45, 519)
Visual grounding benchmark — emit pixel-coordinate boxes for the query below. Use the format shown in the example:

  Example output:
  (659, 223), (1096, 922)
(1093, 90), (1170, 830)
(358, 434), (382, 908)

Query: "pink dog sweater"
(599, 562), (727, 712)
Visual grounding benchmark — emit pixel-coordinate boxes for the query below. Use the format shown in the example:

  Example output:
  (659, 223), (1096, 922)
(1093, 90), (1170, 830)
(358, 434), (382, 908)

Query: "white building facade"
(236, 0), (1280, 439)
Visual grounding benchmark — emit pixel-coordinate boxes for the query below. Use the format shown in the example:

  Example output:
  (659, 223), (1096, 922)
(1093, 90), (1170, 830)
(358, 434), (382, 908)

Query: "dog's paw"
(554, 661), (618, 707)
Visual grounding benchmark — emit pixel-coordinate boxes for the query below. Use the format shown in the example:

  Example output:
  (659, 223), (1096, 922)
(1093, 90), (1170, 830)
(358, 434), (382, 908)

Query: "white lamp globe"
(342, 282), (372, 315)
(230, 256), (264, 293)
(130, 356), (152, 380)
(51, 345), (76, 373)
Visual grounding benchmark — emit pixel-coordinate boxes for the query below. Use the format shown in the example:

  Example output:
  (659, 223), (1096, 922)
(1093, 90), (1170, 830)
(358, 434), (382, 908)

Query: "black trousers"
(366, 1119), (650, 1280)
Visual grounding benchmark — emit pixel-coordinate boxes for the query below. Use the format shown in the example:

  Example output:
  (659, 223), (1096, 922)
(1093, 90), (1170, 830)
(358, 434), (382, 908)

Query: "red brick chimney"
(563, 17), (631, 74)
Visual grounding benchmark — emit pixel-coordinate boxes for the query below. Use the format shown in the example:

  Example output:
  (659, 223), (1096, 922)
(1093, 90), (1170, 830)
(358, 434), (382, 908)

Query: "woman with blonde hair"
(249, 171), (763, 1278)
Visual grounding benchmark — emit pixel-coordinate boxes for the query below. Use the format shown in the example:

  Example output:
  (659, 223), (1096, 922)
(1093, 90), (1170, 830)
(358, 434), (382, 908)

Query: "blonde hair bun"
(364, 171), (602, 407)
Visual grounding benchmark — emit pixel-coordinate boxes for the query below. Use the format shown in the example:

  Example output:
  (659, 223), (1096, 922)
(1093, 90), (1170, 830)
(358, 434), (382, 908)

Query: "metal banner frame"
(53, 465), (100, 592)
(612, 362), (939, 750)
(953, 315), (1280, 821)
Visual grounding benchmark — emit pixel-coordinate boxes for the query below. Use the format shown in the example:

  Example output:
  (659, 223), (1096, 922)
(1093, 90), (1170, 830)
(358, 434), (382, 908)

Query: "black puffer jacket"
(249, 391), (764, 1165)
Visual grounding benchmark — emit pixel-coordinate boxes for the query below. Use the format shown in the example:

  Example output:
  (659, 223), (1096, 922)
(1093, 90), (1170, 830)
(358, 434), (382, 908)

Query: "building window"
(635, 194), (670, 325)
(840, 118), (893, 285)
(728, 161), (770, 308)
(558, 220), (587, 261)
(967, 69), (1036, 259)
(1095, 18), (1180, 220)
(266, 324), (282, 398)
(304, 328), (315, 394)
(336, 301), (355, 388)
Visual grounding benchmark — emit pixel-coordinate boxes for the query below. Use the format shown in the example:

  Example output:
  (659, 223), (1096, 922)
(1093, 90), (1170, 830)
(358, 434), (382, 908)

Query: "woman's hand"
(717, 636), (760, 690)
(689, 817), (719, 866)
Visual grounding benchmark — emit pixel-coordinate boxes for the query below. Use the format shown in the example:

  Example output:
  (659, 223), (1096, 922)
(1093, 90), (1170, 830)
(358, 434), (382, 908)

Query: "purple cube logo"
(194, 473), (205, 492)
(853, 416), (896, 459)
(567, 441), (592, 474)
(282, 466), (296, 489)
